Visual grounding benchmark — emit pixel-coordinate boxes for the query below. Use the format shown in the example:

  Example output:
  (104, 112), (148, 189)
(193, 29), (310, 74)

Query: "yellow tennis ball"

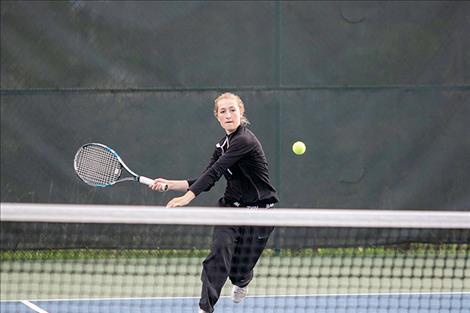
(292, 141), (306, 155)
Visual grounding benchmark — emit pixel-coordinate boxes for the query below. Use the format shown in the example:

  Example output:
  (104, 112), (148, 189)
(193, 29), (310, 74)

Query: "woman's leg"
(199, 226), (238, 313)
(229, 226), (274, 287)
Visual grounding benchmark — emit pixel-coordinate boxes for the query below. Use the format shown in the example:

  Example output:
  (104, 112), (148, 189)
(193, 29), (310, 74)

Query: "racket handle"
(139, 176), (168, 191)
(139, 176), (155, 185)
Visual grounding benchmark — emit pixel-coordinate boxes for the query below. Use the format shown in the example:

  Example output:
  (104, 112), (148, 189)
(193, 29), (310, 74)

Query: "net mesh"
(74, 145), (122, 186)
(1, 203), (469, 313)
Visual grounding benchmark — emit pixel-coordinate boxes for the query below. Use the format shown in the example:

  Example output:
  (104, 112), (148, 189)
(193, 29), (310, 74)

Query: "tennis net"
(1, 203), (469, 313)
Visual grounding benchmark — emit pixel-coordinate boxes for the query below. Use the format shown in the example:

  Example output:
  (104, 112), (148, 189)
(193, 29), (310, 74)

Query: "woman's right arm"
(150, 178), (189, 192)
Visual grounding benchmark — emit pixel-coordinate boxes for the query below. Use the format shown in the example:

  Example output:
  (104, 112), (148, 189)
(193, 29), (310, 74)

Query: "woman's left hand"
(166, 191), (196, 208)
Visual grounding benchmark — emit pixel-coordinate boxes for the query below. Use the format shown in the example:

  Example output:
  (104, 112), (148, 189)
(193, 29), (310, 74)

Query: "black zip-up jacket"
(187, 126), (278, 206)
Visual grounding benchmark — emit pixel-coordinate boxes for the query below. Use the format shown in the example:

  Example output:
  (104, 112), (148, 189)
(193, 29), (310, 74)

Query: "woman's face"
(215, 97), (242, 134)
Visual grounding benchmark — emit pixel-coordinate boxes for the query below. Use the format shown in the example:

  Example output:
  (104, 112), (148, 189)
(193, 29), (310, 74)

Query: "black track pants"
(198, 224), (274, 313)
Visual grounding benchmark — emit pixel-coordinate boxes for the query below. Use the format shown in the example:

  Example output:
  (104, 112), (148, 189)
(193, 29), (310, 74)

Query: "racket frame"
(74, 143), (154, 187)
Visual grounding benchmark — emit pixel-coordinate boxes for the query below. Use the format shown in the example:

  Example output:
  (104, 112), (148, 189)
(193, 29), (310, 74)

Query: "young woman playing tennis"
(150, 92), (278, 313)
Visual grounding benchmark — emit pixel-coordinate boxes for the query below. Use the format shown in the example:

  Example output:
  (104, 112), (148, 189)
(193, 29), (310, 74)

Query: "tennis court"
(3, 293), (470, 313)
(2, 2), (470, 313)
(1, 204), (469, 313)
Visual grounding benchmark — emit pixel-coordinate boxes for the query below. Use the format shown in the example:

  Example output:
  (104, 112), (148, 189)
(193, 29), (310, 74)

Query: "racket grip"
(139, 176), (168, 191)
(139, 176), (155, 185)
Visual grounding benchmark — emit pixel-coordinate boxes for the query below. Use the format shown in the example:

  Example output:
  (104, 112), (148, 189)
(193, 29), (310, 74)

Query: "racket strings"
(77, 149), (119, 185)
(75, 146), (121, 186)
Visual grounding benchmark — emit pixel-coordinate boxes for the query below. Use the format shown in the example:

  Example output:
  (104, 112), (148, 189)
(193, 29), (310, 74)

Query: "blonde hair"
(214, 92), (250, 126)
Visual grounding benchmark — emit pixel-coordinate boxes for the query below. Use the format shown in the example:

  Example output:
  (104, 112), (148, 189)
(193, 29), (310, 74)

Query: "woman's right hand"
(150, 178), (170, 192)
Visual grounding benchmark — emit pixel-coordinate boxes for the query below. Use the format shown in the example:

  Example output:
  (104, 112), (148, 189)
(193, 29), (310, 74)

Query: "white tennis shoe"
(231, 285), (248, 303)
(199, 309), (208, 313)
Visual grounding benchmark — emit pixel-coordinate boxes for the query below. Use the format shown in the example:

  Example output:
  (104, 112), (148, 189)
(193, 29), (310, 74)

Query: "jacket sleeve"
(189, 135), (253, 196)
(187, 148), (220, 189)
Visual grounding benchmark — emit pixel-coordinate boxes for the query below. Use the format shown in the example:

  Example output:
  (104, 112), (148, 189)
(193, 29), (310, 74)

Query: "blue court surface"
(1, 293), (469, 313)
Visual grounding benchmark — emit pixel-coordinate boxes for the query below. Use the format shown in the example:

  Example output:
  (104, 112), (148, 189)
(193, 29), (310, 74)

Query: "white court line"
(1, 291), (468, 303)
(20, 301), (49, 313)
(243, 291), (470, 299)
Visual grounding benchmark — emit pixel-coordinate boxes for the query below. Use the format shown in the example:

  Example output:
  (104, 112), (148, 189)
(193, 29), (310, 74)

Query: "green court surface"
(2, 248), (468, 301)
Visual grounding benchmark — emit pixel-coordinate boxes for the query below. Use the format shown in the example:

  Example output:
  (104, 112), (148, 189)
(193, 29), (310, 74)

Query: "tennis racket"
(74, 143), (167, 190)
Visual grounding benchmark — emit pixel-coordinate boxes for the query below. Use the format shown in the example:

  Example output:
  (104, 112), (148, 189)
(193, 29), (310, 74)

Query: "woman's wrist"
(185, 190), (196, 201)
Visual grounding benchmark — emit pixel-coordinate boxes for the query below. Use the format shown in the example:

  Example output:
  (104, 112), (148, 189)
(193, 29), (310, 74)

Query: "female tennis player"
(150, 92), (278, 313)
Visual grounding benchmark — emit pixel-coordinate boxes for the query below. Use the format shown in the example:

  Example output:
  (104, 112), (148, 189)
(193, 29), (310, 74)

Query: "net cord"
(1, 203), (469, 229)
